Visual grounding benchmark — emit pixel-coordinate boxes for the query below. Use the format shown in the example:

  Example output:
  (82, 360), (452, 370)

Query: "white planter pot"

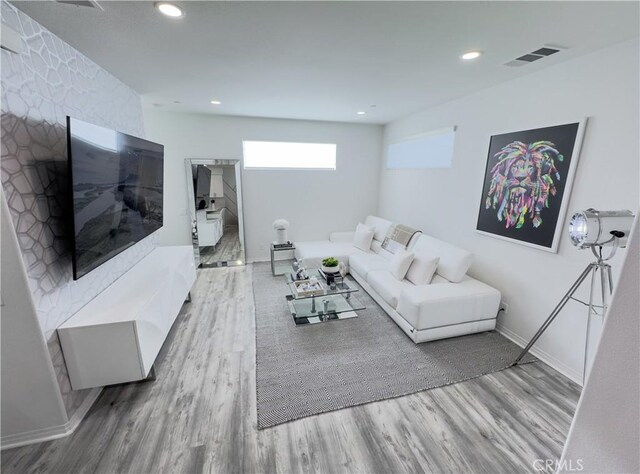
(321, 265), (340, 274)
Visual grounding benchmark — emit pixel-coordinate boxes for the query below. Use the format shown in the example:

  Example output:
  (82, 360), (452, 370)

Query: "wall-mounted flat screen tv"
(67, 117), (164, 280)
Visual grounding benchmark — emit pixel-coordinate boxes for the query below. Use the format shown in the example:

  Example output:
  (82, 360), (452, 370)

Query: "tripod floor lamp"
(512, 209), (635, 378)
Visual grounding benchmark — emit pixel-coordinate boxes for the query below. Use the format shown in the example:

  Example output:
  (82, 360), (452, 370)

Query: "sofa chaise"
(295, 216), (501, 343)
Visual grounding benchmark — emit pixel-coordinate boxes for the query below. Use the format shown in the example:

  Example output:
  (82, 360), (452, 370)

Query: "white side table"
(270, 243), (295, 276)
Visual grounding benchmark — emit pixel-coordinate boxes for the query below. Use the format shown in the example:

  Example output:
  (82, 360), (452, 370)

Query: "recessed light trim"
(210, 100), (221, 105)
(461, 51), (482, 60)
(356, 111), (366, 115)
(155, 2), (183, 18)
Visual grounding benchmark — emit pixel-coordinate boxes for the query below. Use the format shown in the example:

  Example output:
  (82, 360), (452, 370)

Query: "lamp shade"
(568, 209), (634, 248)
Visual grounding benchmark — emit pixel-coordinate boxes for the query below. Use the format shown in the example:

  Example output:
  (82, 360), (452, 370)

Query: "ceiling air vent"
(56, 1), (103, 10)
(504, 45), (565, 68)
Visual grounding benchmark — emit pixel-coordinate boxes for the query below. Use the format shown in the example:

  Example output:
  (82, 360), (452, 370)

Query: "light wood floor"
(1, 265), (581, 474)
(199, 226), (243, 265)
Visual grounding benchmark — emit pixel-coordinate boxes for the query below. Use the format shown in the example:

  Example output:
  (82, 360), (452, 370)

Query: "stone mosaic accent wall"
(1, 2), (157, 418)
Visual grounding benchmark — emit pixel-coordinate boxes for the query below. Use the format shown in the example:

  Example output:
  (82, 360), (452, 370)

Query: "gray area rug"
(253, 262), (535, 429)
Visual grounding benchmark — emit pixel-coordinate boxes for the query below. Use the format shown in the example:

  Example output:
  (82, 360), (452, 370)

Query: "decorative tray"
(291, 279), (325, 298)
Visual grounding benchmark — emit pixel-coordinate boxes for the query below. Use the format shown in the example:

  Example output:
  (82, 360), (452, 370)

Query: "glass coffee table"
(284, 266), (365, 325)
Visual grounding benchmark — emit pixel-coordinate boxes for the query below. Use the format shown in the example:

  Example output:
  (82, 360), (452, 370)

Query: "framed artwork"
(476, 120), (587, 253)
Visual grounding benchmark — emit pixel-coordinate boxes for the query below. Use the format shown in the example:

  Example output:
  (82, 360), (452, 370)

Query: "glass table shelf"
(285, 270), (358, 300)
(286, 293), (365, 325)
(273, 259), (295, 276)
(270, 244), (296, 276)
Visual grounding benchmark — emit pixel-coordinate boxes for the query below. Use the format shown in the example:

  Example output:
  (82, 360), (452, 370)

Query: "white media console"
(58, 246), (196, 390)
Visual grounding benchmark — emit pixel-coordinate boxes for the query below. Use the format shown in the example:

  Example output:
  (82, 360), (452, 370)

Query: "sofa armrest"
(396, 278), (501, 329)
(329, 231), (355, 243)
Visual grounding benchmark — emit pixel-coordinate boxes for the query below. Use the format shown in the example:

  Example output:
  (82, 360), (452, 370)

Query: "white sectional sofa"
(295, 216), (501, 343)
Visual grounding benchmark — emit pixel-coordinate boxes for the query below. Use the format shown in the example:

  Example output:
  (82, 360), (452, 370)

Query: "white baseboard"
(0, 387), (102, 450)
(497, 324), (583, 386)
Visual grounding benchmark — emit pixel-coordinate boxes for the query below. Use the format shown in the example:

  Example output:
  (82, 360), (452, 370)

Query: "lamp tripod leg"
(583, 267), (599, 382)
(512, 263), (596, 366)
(583, 262), (613, 382)
(600, 265), (608, 314)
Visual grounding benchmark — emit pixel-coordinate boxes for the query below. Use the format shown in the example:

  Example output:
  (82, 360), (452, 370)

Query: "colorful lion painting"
(484, 140), (563, 229)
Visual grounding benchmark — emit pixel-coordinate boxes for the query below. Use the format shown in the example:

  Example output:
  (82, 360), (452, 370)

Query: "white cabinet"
(196, 209), (223, 246)
(57, 246), (196, 390)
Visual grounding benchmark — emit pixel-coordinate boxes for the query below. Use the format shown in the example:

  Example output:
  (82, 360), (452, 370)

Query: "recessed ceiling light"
(356, 111), (366, 115)
(155, 2), (183, 18)
(461, 51), (482, 60)
(210, 100), (221, 105)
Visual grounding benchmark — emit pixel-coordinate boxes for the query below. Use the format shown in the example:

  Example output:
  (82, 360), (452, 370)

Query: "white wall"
(560, 216), (639, 473)
(144, 111), (383, 261)
(1, 0), (151, 430)
(220, 166), (239, 226)
(377, 39), (639, 382)
(1, 190), (68, 444)
(208, 167), (224, 199)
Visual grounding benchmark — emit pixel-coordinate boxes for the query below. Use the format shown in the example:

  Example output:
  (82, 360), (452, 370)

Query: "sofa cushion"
(411, 235), (473, 283)
(430, 275), (450, 285)
(349, 252), (388, 279)
(295, 240), (364, 270)
(353, 223), (375, 252)
(364, 215), (393, 242)
(367, 270), (414, 309)
(405, 253), (439, 286)
(389, 249), (414, 280)
(396, 276), (501, 330)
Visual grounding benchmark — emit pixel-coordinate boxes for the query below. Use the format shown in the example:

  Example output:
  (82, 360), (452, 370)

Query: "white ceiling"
(11, 1), (640, 124)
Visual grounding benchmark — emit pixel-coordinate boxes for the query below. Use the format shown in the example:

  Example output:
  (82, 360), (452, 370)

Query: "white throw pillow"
(411, 235), (473, 283)
(353, 223), (375, 252)
(406, 253), (440, 286)
(388, 249), (414, 280)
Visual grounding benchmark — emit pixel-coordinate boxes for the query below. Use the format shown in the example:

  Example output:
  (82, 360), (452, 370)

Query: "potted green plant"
(321, 257), (340, 274)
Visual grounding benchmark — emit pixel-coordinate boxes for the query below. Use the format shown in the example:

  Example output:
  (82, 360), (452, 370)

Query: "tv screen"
(67, 117), (164, 280)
